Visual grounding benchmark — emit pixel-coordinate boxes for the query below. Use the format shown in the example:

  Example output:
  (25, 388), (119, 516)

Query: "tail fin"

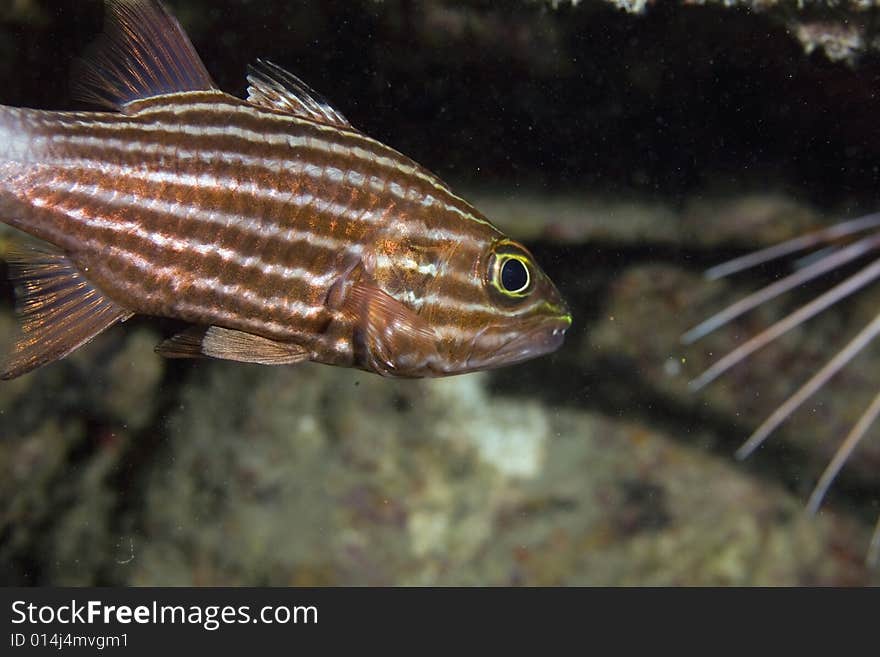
(1, 243), (133, 379)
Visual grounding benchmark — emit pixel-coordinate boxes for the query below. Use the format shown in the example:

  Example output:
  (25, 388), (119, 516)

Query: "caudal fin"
(1, 243), (133, 379)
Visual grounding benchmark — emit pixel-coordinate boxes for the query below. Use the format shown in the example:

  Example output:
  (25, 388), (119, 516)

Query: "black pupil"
(501, 258), (528, 292)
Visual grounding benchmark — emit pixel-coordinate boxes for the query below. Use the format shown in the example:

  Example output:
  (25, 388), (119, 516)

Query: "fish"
(0, 0), (571, 380)
(682, 212), (880, 565)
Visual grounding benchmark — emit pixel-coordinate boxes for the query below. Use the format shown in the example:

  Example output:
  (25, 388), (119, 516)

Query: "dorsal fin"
(72, 0), (217, 112)
(246, 59), (352, 129)
(2, 243), (133, 379)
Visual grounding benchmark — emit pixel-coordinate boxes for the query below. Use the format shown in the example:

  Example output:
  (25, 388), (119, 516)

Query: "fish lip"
(500, 317), (569, 361)
(464, 316), (570, 371)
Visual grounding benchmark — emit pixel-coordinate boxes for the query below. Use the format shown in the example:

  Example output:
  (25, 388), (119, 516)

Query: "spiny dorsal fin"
(2, 244), (133, 379)
(156, 325), (310, 365)
(72, 0), (217, 112)
(246, 59), (352, 129)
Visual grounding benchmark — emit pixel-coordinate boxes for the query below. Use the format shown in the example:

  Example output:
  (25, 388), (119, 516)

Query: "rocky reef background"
(2, 0), (880, 585)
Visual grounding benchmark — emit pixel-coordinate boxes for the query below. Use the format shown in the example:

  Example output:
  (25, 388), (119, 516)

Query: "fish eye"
(500, 257), (530, 294)
(489, 244), (534, 300)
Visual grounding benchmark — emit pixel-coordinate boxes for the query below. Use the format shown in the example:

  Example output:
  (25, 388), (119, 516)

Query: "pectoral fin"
(156, 326), (309, 366)
(1, 244), (133, 379)
(343, 281), (440, 377)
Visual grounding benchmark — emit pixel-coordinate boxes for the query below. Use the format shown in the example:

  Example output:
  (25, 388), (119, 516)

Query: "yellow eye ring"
(493, 253), (532, 297)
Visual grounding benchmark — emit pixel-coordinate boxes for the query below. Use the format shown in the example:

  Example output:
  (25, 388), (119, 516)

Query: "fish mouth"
(464, 316), (571, 372)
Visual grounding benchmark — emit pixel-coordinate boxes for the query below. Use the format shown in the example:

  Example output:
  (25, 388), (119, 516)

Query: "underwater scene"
(1, 0), (879, 586)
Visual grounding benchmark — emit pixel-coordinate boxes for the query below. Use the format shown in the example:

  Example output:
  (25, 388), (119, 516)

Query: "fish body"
(0, 0), (570, 379)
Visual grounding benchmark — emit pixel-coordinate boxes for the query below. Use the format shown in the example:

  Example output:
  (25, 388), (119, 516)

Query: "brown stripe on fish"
(37, 104), (431, 184)
(13, 128), (494, 294)
(19, 177), (494, 347)
(25, 172), (364, 308)
(128, 91), (467, 189)
(35, 102), (495, 231)
(34, 131), (492, 252)
(19, 146), (497, 296)
(23, 159), (374, 251)
(422, 298), (562, 337)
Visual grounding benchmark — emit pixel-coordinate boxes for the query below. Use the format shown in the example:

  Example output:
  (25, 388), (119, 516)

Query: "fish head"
(434, 237), (572, 375)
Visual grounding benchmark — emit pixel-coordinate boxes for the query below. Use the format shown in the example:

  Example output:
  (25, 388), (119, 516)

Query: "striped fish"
(0, 0), (571, 379)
